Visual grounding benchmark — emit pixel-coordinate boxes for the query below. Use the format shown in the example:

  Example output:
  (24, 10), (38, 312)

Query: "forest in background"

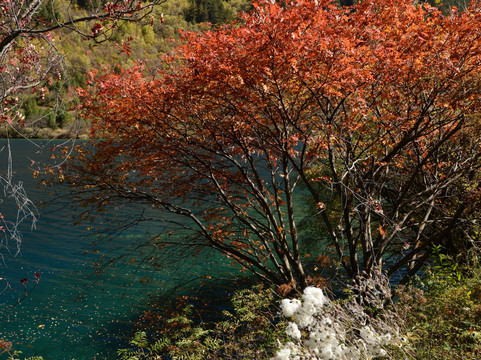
(6, 0), (251, 139)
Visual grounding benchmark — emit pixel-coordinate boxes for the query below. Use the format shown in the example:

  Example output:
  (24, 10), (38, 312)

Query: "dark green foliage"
(47, 112), (57, 129)
(3, 350), (44, 360)
(424, 0), (470, 13)
(71, 71), (86, 88)
(75, 0), (108, 10)
(23, 97), (40, 119)
(34, 108), (73, 130)
(55, 110), (74, 128)
(37, 1), (61, 23)
(215, 285), (288, 358)
(75, 0), (89, 9)
(395, 253), (481, 360)
(118, 305), (220, 360)
(118, 284), (287, 360)
(185, 0), (232, 24)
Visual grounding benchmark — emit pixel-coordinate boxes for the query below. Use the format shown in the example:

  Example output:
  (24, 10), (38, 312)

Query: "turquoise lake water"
(0, 139), (244, 359)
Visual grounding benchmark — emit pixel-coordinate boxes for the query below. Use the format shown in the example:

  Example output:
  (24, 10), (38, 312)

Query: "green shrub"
(23, 97), (39, 119)
(118, 284), (287, 360)
(47, 111), (57, 129)
(0, 348), (44, 360)
(56, 110), (74, 128)
(395, 251), (481, 360)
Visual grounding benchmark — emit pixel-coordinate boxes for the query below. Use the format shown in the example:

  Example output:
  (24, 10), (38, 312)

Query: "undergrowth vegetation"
(118, 285), (288, 360)
(117, 248), (481, 360)
(394, 250), (481, 360)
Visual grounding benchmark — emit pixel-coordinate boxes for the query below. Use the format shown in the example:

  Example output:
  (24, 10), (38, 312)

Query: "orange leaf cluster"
(71, 0), (481, 286)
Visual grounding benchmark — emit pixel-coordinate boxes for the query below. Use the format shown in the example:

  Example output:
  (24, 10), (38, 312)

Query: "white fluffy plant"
(273, 276), (400, 360)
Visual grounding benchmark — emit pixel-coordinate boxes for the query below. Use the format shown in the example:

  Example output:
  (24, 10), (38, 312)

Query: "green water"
(0, 140), (242, 359)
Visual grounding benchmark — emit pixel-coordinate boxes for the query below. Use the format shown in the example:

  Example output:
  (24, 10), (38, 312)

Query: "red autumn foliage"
(68, 0), (481, 288)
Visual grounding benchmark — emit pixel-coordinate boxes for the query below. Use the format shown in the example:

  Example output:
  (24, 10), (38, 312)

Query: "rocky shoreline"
(0, 126), (89, 140)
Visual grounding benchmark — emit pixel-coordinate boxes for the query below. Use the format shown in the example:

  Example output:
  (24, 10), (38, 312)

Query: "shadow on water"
(99, 274), (260, 354)
(0, 139), (253, 359)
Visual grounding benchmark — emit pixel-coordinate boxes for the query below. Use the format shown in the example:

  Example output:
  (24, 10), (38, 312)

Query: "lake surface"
(0, 139), (243, 359)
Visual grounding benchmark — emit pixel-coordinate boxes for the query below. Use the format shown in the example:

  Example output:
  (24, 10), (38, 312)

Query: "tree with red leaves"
(69, 0), (481, 289)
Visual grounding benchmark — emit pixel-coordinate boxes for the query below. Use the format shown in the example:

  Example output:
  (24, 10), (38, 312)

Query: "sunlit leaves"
(72, 0), (481, 286)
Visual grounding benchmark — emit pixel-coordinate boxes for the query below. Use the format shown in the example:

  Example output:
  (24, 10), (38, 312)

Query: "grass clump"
(395, 251), (481, 360)
(118, 284), (287, 360)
